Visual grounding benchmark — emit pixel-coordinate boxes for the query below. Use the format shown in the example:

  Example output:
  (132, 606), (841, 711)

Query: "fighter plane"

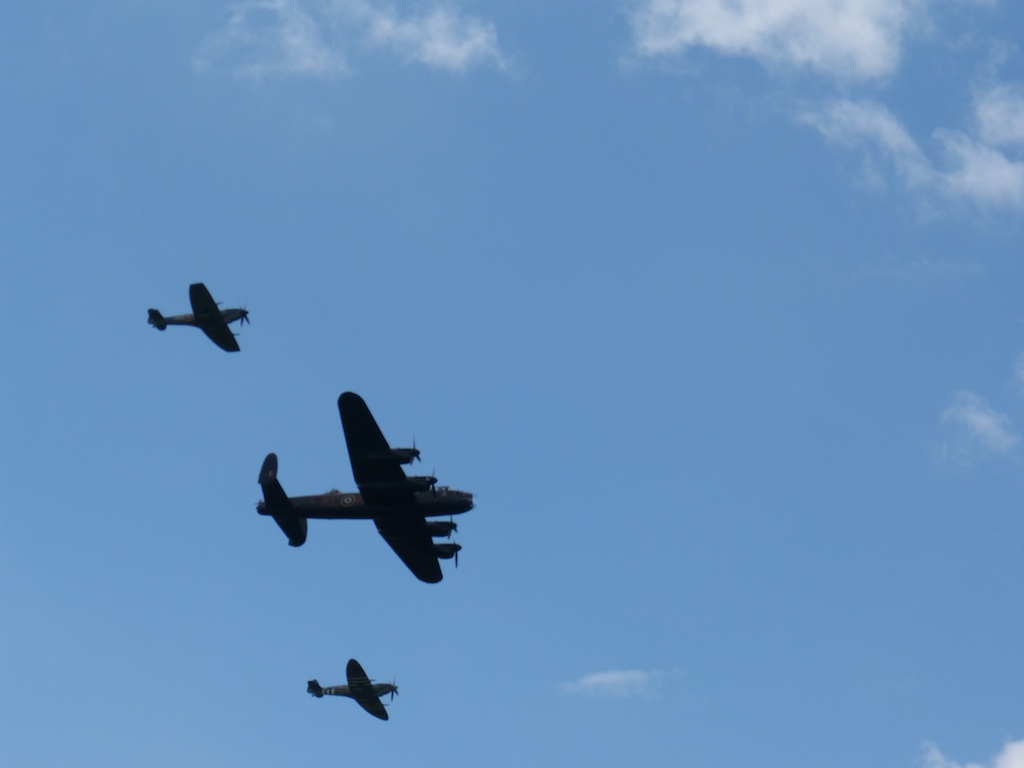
(308, 659), (398, 721)
(147, 282), (249, 352)
(257, 392), (474, 583)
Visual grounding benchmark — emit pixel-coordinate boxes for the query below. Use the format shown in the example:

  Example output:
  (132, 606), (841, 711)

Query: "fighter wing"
(188, 282), (220, 318)
(189, 283), (240, 351)
(374, 514), (444, 584)
(346, 659), (389, 720)
(355, 696), (389, 720)
(346, 659), (371, 685)
(199, 323), (241, 352)
(338, 392), (413, 506)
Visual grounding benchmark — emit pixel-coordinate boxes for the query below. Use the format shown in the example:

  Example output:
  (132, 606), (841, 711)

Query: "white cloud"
(936, 129), (1024, 209)
(195, 0), (349, 79)
(923, 740), (1024, 768)
(559, 669), (668, 697)
(942, 391), (1020, 455)
(975, 85), (1024, 148)
(354, 3), (507, 72)
(630, 0), (926, 81)
(800, 99), (934, 187)
(629, 0), (1017, 214)
(801, 97), (1024, 211)
(196, 0), (506, 79)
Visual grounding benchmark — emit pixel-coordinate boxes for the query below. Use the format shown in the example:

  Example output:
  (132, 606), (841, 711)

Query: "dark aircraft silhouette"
(257, 392), (474, 583)
(308, 659), (398, 720)
(147, 282), (249, 352)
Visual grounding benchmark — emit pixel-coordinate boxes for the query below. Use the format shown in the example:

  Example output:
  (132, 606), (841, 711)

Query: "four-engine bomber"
(257, 392), (474, 583)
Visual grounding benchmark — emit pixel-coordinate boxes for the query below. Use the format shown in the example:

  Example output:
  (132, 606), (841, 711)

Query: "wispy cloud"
(357, 3), (507, 72)
(801, 96), (1024, 211)
(195, 0), (349, 79)
(630, 0), (926, 81)
(559, 669), (671, 698)
(195, 0), (507, 79)
(800, 99), (932, 185)
(629, 1), (1020, 215)
(975, 85), (1024, 148)
(941, 391), (1020, 456)
(922, 739), (1024, 768)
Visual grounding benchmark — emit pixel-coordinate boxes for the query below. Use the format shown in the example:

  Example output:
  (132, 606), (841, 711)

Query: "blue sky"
(2, 1), (1023, 766)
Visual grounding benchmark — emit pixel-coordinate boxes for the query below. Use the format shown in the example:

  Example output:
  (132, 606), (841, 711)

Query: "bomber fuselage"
(256, 487), (473, 520)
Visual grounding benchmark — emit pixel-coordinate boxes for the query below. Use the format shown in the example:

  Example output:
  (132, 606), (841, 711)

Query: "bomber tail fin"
(259, 453), (307, 547)
(259, 453), (289, 507)
(147, 309), (167, 330)
(307, 680), (324, 697)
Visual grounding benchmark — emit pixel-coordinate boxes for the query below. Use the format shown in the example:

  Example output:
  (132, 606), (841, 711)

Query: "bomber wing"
(339, 393), (447, 582)
(346, 659), (389, 720)
(338, 392), (414, 506)
(189, 282), (240, 352)
(374, 514), (444, 584)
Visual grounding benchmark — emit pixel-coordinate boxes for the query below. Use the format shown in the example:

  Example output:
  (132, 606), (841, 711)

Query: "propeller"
(412, 437), (421, 462)
(390, 680), (399, 701)
(239, 306), (250, 326)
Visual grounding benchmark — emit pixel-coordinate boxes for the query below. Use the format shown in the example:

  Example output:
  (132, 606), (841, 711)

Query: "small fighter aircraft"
(307, 659), (398, 720)
(147, 282), (249, 352)
(257, 392), (474, 583)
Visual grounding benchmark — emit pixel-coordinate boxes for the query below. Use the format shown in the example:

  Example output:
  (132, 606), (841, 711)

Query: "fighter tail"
(147, 309), (167, 330)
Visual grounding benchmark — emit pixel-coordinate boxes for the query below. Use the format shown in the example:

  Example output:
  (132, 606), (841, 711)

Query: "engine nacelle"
(367, 447), (421, 465)
(434, 542), (461, 560)
(426, 520), (457, 538)
(390, 447), (420, 465)
(362, 475), (437, 493)
(406, 475), (437, 492)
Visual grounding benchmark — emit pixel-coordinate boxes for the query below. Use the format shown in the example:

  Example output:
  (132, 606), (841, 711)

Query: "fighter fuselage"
(318, 682), (397, 699)
(155, 308), (246, 328)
